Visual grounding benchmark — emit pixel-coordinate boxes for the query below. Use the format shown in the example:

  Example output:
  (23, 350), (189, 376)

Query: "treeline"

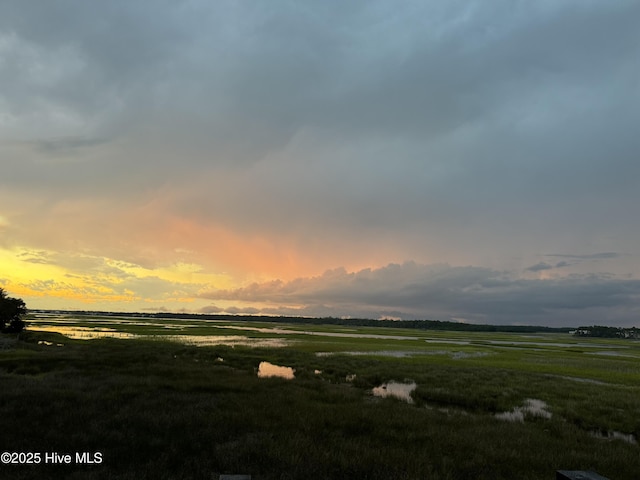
(573, 325), (640, 339)
(34, 309), (571, 333)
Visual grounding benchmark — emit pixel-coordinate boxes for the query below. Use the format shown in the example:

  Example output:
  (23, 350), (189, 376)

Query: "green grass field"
(1, 314), (639, 479)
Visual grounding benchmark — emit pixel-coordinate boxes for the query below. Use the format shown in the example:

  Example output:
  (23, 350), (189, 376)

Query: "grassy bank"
(1, 328), (639, 479)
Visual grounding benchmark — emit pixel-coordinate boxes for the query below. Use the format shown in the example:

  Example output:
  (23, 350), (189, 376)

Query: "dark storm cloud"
(24, 136), (112, 156)
(526, 261), (572, 272)
(3, 2), (639, 165)
(0, 0), (187, 103)
(3, 0), (639, 233)
(2, 1), (640, 321)
(203, 262), (640, 327)
(526, 262), (554, 272)
(3, 0), (638, 176)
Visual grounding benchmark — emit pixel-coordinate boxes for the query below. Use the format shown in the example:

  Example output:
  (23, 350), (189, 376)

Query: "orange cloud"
(1, 185), (415, 313)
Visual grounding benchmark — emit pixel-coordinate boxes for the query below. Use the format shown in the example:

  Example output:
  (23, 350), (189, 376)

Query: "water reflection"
(33, 326), (141, 340)
(209, 324), (421, 340)
(495, 399), (552, 422)
(372, 381), (417, 404)
(591, 350), (635, 358)
(37, 340), (63, 347)
(317, 350), (422, 358)
(317, 350), (491, 359)
(590, 430), (637, 445)
(168, 335), (288, 348)
(257, 362), (295, 379)
(30, 326), (289, 347)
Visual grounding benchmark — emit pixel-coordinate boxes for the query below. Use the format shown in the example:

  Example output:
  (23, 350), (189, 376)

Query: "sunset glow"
(2, 2), (640, 326)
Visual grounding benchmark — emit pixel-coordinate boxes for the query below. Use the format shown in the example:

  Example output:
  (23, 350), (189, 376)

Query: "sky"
(1, 1), (639, 327)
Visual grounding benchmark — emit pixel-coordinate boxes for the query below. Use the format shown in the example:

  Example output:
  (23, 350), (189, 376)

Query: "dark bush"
(0, 288), (27, 334)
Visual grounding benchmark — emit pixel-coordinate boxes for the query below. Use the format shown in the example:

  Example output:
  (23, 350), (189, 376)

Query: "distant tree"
(0, 288), (27, 333)
(574, 325), (639, 339)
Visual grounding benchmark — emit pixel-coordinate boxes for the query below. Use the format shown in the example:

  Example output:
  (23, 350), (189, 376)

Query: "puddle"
(219, 325), (421, 341)
(317, 350), (424, 358)
(372, 381), (417, 404)
(257, 362), (295, 379)
(590, 351), (635, 358)
(496, 399), (552, 422)
(424, 339), (471, 345)
(166, 335), (289, 348)
(32, 326), (141, 340)
(29, 327), (290, 348)
(482, 340), (627, 349)
(37, 341), (64, 347)
(424, 337), (630, 350)
(317, 350), (491, 360)
(450, 351), (490, 359)
(590, 430), (637, 445)
(544, 374), (608, 385)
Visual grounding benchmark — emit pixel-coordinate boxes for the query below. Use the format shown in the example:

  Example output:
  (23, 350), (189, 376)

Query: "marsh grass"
(1, 326), (639, 479)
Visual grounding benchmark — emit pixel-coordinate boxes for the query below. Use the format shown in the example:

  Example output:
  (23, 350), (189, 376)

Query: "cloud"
(224, 306), (261, 315)
(2, 1), (640, 323)
(202, 262), (640, 327)
(526, 261), (573, 272)
(25, 136), (111, 157)
(545, 253), (623, 260)
(198, 305), (223, 314)
(4, 0), (640, 231)
(526, 262), (554, 272)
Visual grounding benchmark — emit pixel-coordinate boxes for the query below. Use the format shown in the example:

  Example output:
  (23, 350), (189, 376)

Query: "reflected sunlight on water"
(29, 325), (290, 347)
(32, 326), (141, 339)
(257, 362), (295, 379)
(166, 335), (289, 348)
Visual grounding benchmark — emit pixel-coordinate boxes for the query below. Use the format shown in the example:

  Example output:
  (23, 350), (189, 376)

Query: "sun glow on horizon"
(0, 245), (243, 311)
